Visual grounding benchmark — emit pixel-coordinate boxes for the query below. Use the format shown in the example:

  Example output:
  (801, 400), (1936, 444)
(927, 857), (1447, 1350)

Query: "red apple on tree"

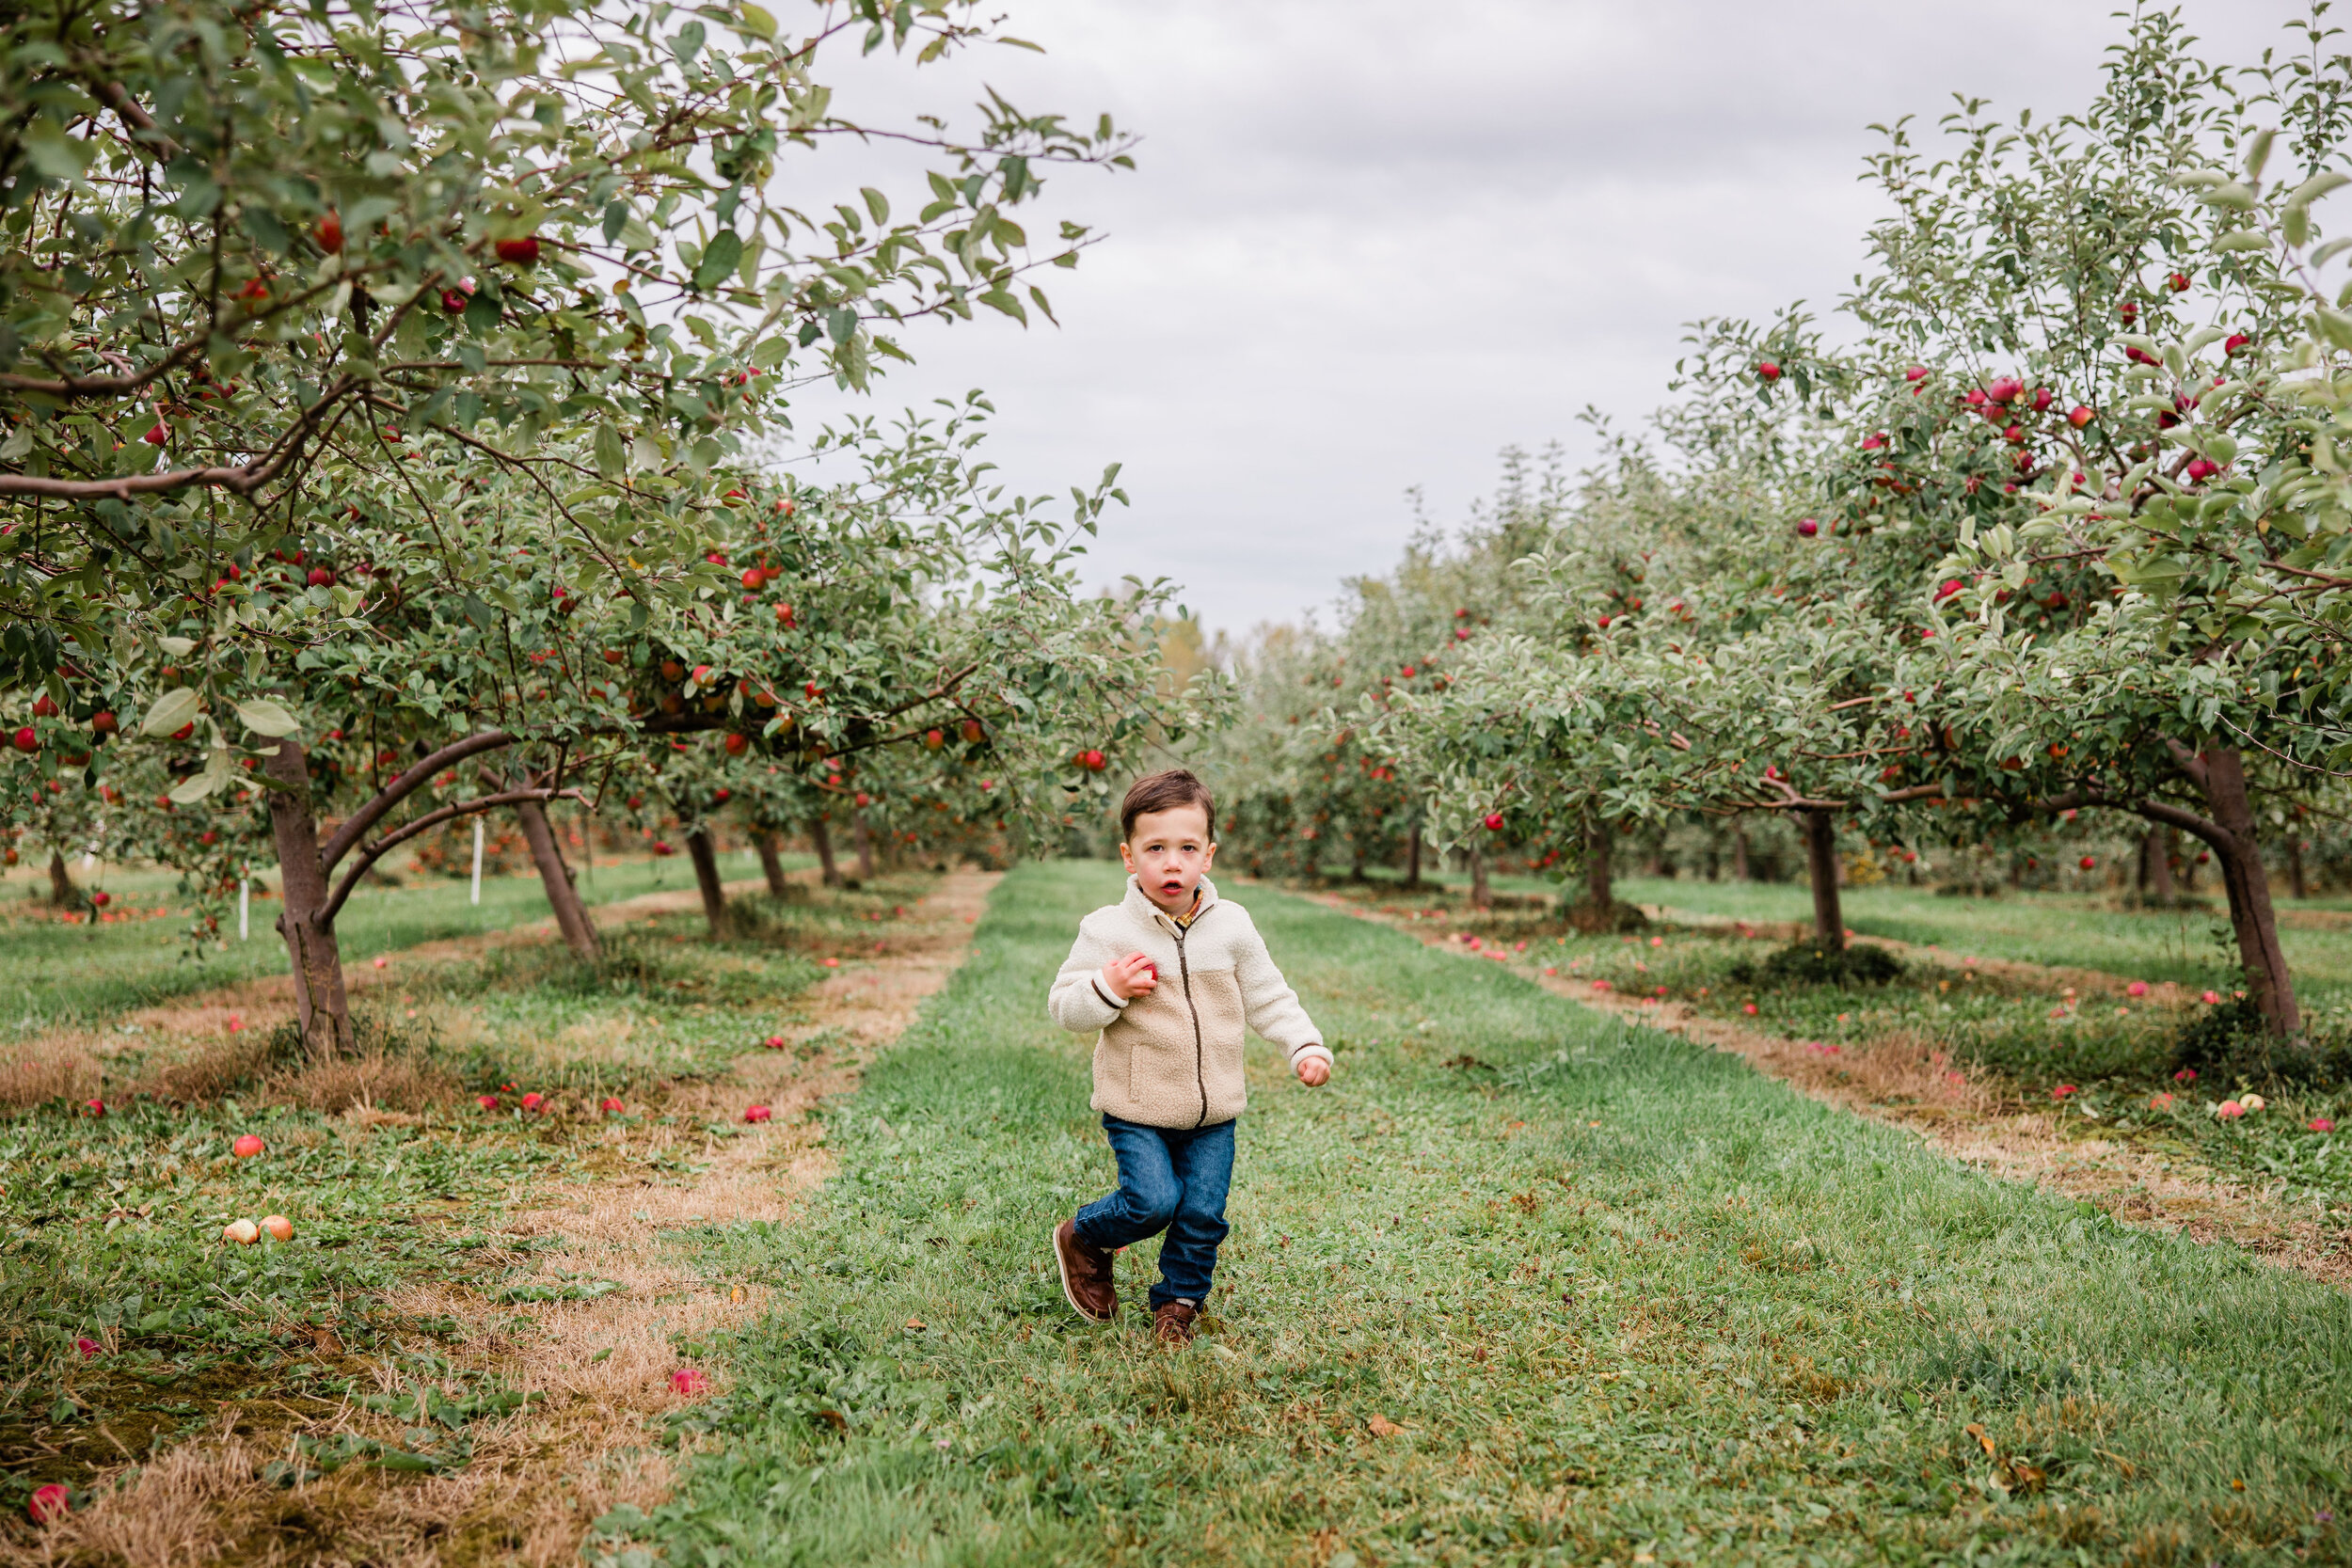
(924, 728), (945, 750)
(12, 727), (38, 753)
(1797, 518), (1819, 537)
(494, 235), (541, 265)
(2068, 404), (2095, 427)
(1755, 360), (1781, 381)
(316, 212), (343, 252)
(1483, 813), (1504, 831)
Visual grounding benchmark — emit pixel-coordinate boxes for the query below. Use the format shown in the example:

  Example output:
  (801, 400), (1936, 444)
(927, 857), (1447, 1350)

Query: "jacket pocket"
(1187, 969), (1249, 1119)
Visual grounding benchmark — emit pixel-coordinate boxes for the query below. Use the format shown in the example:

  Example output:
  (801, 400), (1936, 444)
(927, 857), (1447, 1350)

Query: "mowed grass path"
(619, 863), (2352, 1567)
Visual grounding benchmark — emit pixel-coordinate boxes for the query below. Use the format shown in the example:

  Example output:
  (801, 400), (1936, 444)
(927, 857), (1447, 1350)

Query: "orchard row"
(1201, 12), (2352, 1047)
(0, 0), (1198, 1055)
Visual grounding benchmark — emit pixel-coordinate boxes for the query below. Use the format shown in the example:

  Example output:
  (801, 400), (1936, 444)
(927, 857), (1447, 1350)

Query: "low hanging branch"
(320, 785), (580, 925)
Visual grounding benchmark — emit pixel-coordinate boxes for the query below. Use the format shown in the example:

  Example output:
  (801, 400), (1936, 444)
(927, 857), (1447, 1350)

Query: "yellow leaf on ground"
(1367, 1414), (1403, 1437)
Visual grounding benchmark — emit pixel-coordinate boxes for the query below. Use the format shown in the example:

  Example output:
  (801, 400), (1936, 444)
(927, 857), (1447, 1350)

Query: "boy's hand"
(1102, 952), (1158, 1001)
(1295, 1054), (1330, 1087)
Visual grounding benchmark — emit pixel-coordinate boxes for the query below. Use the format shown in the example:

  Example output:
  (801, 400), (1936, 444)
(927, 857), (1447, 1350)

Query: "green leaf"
(2212, 229), (2270, 253)
(21, 122), (91, 181)
(693, 230), (743, 293)
(167, 770), (222, 805)
(594, 424), (628, 480)
(140, 687), (201, 736)
(235, 698), (301, 737)
(731, 2), (776, 39)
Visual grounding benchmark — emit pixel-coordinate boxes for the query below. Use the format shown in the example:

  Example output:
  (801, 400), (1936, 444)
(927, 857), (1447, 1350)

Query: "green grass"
(0, 850), (802, 1040)
(605, 863), (2352, 1567)
(1329, 863), (2352, 998)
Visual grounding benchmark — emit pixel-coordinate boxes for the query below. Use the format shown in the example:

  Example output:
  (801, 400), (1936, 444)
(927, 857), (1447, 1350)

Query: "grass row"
(601, 863), (2352, 1567)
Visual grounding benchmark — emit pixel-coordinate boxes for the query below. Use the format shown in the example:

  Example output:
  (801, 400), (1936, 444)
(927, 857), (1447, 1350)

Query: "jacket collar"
(1125, 874), (1218, 934)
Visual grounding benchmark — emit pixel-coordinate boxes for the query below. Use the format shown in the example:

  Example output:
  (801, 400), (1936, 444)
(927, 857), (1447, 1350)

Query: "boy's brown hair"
(1120, 768), (1216, 844)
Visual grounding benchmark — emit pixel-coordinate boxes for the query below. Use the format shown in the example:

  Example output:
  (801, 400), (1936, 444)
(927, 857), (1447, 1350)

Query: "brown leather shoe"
(1152, 1299), (1198, 1346)
(1054, 1219), (1116, 1323)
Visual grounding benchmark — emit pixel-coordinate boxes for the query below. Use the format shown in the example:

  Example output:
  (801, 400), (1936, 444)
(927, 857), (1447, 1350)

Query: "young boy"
(1047, 768), (1331, 1345)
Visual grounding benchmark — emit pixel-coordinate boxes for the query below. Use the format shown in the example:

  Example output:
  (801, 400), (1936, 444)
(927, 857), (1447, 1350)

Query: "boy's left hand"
(1295, 1055), (1330, 1086)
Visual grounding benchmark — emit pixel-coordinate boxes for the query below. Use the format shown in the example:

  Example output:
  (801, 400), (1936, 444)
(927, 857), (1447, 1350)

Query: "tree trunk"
(516, 798), (598, 960)
(2192, 748), (2298, 1036)
(685, 827), (728, 938)
(851, 812), (875, 881)
(2290, 836), (2309, 901)
(809, 816), (843, 887)
(1802, 810), (1845, 951)
(46, 847), (74, 906)
(755, 830), (791, 897)
(1468, 849), (1492, 911)
(262, 736), (353, 1058)
(1405, 827), (1422, 888)
(1584, 813), (1613, 910)
(2176, 825), (2199, 891)
(1730, 823), (1750, 881)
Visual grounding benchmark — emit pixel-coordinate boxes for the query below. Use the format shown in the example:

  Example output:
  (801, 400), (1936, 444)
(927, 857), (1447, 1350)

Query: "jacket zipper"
(1167, 905), (1215, 1127)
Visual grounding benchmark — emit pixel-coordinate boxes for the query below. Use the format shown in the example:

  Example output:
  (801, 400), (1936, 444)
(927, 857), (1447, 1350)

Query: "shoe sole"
(1053, 1224), (1113, 1324)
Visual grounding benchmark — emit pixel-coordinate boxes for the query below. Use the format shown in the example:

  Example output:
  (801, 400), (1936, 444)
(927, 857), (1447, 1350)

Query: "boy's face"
(1120, 802), (1216, 913)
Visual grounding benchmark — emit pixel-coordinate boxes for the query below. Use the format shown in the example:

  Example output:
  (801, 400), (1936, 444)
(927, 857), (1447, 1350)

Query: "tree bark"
(685, 827), (728, 938)
(2290, 835), (2309, 901)
(1801, 810), (1845, 951)
(851, 812), (875, 881)
(1405, 826), (1422, 888)
(46, 847), (74, 906)
(1468, 848), (1492, 911)
(1731, 823), (1750, 881)
(2191, 748), (2298, 1036)
(755, 830), (791, 897)
(262, 737), (353, 1058)
(809, 816), (843, 887)
(516, 798), (598, 960)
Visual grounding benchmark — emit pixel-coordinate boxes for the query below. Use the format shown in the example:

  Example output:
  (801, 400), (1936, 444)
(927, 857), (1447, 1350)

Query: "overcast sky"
(787, 0), (2319, 641)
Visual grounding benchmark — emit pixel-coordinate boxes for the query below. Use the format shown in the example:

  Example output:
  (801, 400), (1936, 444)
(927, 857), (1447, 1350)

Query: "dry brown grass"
(0, 1042), (101, 1111)
(259, 1050), (460, 1117)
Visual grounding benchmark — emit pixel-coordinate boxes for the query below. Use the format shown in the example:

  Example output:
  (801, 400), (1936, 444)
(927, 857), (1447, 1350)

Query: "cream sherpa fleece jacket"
(1047, 876), (1329, 1129)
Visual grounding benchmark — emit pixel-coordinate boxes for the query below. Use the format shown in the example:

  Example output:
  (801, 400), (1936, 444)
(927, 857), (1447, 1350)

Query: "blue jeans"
(1073, 1114), (1235, 1310)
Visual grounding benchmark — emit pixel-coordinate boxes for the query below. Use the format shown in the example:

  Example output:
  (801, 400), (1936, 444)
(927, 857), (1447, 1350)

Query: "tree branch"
(322, 786), (575, 926)
(318, 731), (516, 872)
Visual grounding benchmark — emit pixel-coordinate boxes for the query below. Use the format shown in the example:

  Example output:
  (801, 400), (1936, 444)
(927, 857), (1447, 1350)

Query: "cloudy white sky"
(789, 0), (2319, 640)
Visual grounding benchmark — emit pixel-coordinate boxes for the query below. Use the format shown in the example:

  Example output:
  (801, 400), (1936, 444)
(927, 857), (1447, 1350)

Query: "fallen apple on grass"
(28, 1484), (67, 1524)
(743, 1105), (772, 1123)
(262, 1214), (294, 1242)
(232, 1133), (265, 1159)
(223, 1218), (261, 1245)
(600, 1097), (626, 1115)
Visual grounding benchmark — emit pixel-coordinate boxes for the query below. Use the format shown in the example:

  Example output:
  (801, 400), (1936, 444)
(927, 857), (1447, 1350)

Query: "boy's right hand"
(1102, 952), (1158, 1002)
